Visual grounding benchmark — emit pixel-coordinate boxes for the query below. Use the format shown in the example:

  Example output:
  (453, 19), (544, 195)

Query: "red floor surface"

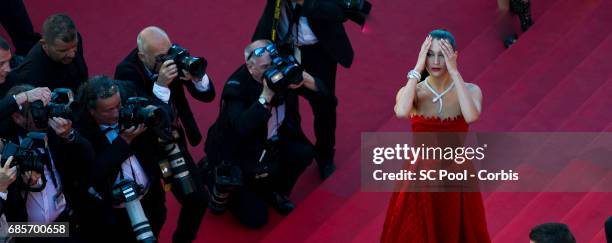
(3, 0), (610, 242)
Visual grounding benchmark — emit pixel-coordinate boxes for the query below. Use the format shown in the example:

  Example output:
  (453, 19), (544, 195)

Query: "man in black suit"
(14, 14), (88, 92)
(1, 84), (90, 243)
(114, 26), (214, 243)
(252, 0), (356, 179)
(205, 39), (326, 228)
(73, 76), (167, 243)
(0, 36), (52, 122)
(0, 0), (41, 57)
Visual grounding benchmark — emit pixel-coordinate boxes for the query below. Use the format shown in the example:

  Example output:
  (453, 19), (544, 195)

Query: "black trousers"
(170, 139), (208, 243)
(76, 187), (167, 243)
(298, 43), (338, 165)
(606, 216), (612, 243)
(229, 139), (313, 228)
(0, 0), (41, 56)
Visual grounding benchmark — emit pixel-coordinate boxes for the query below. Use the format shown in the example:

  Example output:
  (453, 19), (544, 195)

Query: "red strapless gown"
(380, 115), (491, 243)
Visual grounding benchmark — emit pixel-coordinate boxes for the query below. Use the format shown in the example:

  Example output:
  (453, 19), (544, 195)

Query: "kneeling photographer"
(73, 76), (171, 243)
(204, 40), (327, 228)
(253, 0), (371, 180)
(0, 84), (88, 243)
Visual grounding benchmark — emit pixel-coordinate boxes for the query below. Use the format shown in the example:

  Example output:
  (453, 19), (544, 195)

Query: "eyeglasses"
(247, 43), (277, 61)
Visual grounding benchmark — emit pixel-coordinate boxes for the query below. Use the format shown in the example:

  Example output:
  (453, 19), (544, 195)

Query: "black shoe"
(267, 192), (295, 215)
(504, 34), (518, 49)
(318, 162), (336, 180)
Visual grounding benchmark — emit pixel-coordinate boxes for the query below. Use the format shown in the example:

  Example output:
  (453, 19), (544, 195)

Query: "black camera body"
(1, 132), (48, 192)
(337, 0), (372, 26)
(111, 179), (156, 243)
(30, 88), (73, 129)
(263, 52), (304, 94)
(159, 44), (207, 79)
(254, 135), (282, 179)
(111, 179), (143, 205)
(119, 97), (163, 129)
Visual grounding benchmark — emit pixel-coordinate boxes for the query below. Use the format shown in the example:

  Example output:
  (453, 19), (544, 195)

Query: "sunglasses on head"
(247, 43), (277, 60)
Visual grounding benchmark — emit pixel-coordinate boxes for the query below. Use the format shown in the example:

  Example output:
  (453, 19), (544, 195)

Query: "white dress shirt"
(99, 124), (149, 197)
(25, 148), (65, 223)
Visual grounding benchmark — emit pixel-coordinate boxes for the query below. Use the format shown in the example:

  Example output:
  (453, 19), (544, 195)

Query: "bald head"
(137, 26), (172, 71)
(137, 26), (171, 54)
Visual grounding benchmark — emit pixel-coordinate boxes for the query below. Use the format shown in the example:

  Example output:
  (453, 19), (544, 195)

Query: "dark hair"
(429, 29), (457, 51)
(76, 75), (119, 112)
(42, 14), (77, 43)
(529, 223), (576, 243)
(7, 84), (35, 115)
(0, 36), (9, 50)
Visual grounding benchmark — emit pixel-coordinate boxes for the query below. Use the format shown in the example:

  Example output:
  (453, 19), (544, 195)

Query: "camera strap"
(43, 147), (61, 193)
(118, 158), (138, 183)
(272, 0), (283, 42)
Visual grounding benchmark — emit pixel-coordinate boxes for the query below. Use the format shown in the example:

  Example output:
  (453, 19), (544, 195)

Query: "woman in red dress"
(381, 29), (490, 243)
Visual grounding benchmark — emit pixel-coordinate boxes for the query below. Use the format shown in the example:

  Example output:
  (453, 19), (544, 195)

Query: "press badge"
(54, 193), (66, 210)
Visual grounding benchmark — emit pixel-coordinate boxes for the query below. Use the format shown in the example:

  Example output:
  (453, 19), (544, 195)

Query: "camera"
(0, 132), (48, 192)
(119, 97), (163, 129)
(204, 159), (242, 215)
(156, 129), (196, 196)
(111, 179), (156, 243)
(30, 88), (74, 129)
(337, 0), (372, 26)
(158, 44), (208, 79)
(262, 47), (304, 94)
(253, 135), (282, 180)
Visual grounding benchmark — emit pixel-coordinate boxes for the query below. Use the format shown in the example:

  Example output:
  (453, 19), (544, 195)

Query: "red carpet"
(3, 0), (610, 242)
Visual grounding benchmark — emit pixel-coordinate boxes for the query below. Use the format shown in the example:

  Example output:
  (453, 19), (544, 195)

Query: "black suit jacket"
(74, 113), (166, 227)
(252, 0), (354, 68)
(114, 48), (215, 146)
(14, 33), (88, 92)
(205, 65), (326, 174)
(0, 72), (19, 120)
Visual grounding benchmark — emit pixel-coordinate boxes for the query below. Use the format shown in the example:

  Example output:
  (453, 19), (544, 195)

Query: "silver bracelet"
(407, 70), (422, 81)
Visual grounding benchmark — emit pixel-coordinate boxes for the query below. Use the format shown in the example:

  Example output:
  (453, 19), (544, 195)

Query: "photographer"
(0, 36), (53, 122)
(114, 26), (213, 243)
(14, 14), (88, 91)
(0, 84), (89, 243)
(73, 76), (168, 242)
(205, 39), (326, 228)
(253, 0), (369, 179)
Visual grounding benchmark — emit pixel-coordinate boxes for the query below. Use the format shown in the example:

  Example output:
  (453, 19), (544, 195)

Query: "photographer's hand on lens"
(156, 60), (179, 87)
(15, 87), (52, 106)
(0, 155), (17, 193)
(120, 124), (147, 145)
(440, 39), (459, 76)
(48, 117), (73, 139)
(179, 70), (199, 82)
(415, 36), (432, 73)
(291, 71), (317, 91)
